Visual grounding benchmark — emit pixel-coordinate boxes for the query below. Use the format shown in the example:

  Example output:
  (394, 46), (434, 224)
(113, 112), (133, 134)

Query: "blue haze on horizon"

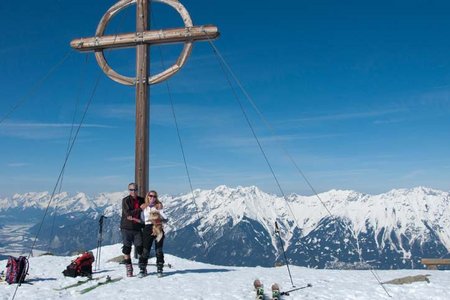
(0, 0), (449, 197)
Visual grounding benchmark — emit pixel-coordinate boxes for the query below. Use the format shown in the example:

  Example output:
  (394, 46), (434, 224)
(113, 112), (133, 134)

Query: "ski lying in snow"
(130, 262), (173, 268)
(79, 276), (123, 294)
(254, 279), (264, 299)
(54, 276), (106, 291)
(151, 263), (173, 269)
(280, 283), (312, 296)
(271, 283), (280, 300)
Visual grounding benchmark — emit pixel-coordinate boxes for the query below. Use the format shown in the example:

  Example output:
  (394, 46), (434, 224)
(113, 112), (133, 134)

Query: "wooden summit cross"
(70, 0), (219, 197)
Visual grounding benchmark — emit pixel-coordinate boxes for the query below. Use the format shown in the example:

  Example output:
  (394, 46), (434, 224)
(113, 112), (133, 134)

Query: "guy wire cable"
(206, 39), (391, 297)
(43, 10), (124, 256)
(207, 39), (301, 287)
(47, 53), (90, 253)
(10, 69), (102, 300)
(12, 6), (135, 299)
(0, 50), (72, 125)
(207, 39), (301, 232)
(151, 8), (209, 250)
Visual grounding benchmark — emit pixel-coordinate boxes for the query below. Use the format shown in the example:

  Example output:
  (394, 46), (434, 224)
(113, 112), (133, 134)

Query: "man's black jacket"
(120, 195), (145, 231)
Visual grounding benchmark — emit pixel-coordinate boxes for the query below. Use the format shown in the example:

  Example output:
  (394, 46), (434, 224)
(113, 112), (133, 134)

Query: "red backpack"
(62, 251), (95, 277)
(5, 256), (29, 284)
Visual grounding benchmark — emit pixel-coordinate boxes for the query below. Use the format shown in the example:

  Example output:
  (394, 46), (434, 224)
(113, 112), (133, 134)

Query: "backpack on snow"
(62, 251), (95, 277)
(5, 256), (29, 284)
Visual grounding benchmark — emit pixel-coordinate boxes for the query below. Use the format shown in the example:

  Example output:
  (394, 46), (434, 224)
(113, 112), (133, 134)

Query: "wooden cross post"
(70, 0), (219, 197)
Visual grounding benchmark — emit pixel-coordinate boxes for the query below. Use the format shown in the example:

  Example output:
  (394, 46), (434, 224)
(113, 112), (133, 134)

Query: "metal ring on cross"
(94, 0), (193, 85)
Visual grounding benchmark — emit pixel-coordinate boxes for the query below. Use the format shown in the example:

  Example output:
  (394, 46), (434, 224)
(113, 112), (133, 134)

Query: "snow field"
(1, 243), (449, 300)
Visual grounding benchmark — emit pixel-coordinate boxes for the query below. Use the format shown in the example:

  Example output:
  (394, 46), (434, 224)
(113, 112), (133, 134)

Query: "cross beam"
(70, 0), (219, 197)
(71, 25), (219, 51)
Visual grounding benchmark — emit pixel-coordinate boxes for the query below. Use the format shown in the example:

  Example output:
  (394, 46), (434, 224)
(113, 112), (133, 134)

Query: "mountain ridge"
(1, 185), (449, 268)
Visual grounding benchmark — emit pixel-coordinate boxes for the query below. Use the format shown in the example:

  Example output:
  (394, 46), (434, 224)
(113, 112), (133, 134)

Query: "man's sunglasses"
(129, 189), (138, 191)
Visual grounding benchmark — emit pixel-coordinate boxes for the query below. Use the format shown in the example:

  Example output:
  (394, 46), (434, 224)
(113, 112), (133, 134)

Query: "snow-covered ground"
(1, 243), (449, 300)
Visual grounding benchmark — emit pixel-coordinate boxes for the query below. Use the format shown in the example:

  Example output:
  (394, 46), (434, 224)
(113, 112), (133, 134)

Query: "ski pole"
(280, 283), (312, 296)
(95, 215), (107, 271)
(95, 217), (101, 270)
(275, 221), (295, 287)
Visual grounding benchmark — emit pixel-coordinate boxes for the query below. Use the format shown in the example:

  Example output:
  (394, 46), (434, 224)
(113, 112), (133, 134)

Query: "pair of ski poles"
(95, 215), (107, 271)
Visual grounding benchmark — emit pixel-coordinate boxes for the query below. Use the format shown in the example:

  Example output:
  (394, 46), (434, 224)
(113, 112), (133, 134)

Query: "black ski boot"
(156, 262), (163, 278)
(138, 257), (147, 278)
(138, 267), (147, 278)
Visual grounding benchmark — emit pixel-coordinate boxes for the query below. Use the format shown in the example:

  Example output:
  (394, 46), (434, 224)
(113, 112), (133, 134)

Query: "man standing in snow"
(120, 182), (145, 277)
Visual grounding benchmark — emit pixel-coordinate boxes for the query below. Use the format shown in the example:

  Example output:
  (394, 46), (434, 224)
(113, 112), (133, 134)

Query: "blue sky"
(1, 0), (449, 197)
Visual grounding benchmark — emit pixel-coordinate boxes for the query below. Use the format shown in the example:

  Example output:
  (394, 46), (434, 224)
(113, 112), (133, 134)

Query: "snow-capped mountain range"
(1, 186), (449, 269)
